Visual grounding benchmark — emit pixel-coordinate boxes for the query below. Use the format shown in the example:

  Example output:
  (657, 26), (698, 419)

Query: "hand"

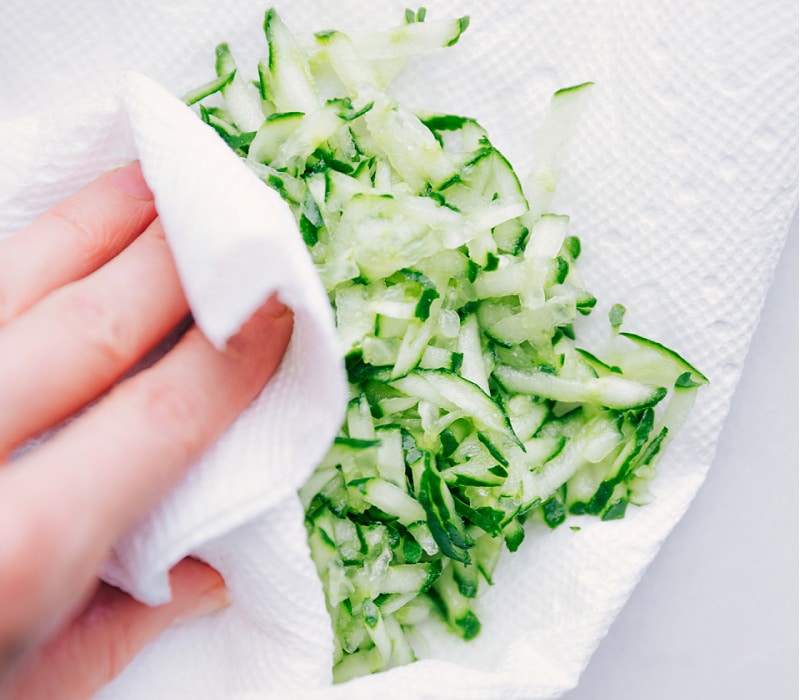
(0, 163), (294, 699)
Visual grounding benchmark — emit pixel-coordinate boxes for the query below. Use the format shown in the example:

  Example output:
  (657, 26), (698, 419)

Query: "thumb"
(2, 558), (229, 700)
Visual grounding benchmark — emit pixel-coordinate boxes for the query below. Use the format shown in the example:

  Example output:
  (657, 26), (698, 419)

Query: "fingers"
(0, 217), (188, 456)
(0, 162), (156, 325)
(0, 297), (292, 657)
(34, 294), (292, 534)
(3, 559), (230, 700)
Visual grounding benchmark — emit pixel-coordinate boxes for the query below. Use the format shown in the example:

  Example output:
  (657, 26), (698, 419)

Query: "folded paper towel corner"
(0, 1), (796, 698)
(121, 72), (328, 351)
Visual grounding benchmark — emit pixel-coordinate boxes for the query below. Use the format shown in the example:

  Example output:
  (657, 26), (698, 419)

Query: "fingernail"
(108, 161), (153, 200)
(178, 584), (231, 623)
(262, 293), (289, 318)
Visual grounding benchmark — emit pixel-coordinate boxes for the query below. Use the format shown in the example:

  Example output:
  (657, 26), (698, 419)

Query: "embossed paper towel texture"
(0, 0), (796, 699)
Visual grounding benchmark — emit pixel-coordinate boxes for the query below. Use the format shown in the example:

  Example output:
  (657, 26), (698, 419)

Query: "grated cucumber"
(186, 6), (707, 681)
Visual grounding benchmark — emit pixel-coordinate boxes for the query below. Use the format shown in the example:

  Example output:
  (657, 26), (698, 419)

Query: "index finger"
(0, 162), (156, 324)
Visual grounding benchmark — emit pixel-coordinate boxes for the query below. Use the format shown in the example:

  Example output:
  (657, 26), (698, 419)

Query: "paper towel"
(0, 0), (796, 698)
(96, 72), (349, 613)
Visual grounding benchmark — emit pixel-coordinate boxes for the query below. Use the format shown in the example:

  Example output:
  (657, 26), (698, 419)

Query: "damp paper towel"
(0, 0), (796, 698)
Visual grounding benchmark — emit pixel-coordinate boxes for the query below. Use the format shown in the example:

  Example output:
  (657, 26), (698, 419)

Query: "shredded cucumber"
(188, 6), (707, 682)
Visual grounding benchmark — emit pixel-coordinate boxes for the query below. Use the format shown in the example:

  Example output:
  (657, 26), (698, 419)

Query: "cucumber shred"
(188, 6), (706, 681)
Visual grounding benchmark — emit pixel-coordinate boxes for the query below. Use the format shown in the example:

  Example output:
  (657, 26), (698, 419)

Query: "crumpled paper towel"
(0, 0), (796, 699)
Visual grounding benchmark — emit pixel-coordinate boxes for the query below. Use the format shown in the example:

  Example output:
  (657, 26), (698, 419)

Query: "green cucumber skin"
(620, 332), (709, 384)
(553, 81), (595, 97)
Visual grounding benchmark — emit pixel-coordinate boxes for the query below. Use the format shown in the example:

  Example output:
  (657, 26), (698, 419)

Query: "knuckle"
(226, 306), (290, 365)
(229, 307), (293, 381)
(53, 287), (134, 369)
(136, 376), (202, 460)
(218, 334), (267, 398)
(102, 628), (135, 683)
(0, 281), (19, 326)
(46, 205), (113, 271)
(78, 602), (135, 684)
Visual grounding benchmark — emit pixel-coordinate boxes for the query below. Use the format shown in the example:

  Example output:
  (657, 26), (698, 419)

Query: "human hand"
(0, 162), (294, 699)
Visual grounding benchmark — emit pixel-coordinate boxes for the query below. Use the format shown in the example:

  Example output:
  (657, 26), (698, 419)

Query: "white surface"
(564, 212), (799, 700)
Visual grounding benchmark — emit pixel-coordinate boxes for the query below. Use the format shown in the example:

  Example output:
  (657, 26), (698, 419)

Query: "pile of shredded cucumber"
(187, 7), (707, 682)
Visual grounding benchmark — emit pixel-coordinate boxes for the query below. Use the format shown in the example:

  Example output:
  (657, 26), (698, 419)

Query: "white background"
(564, 212), (798, 700)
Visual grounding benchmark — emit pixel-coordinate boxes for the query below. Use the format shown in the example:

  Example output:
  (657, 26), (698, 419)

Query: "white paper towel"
(95, 72), (349, 614)
(0, 1), (796, 699)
